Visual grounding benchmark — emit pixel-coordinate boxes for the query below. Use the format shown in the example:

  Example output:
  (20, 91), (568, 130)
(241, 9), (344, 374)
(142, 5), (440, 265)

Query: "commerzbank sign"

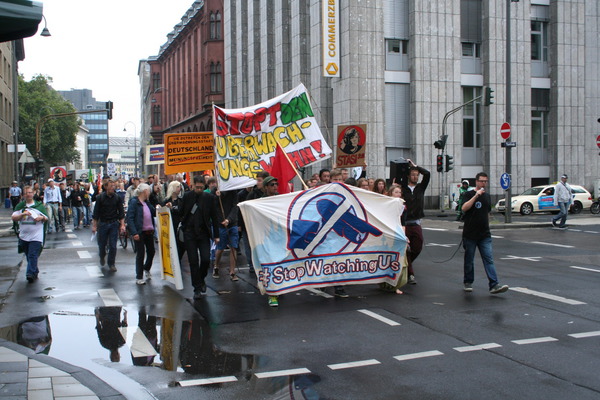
(322, 0), (340, 77)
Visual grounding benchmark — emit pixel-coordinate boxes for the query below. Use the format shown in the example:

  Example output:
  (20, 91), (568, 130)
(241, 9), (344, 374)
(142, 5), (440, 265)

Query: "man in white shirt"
(43, 178), (62, 233)
(9, 181), (22, 209)
(552, 174), (572, 229)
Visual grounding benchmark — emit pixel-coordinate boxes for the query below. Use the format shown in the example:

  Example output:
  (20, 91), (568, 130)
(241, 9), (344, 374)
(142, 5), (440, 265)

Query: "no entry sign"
(500, 122), (511, 140)
(596, 134), (600, 149)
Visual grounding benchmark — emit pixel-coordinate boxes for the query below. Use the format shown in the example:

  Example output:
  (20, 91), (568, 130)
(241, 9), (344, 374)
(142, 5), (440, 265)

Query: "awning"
(0, 0), (43, 43)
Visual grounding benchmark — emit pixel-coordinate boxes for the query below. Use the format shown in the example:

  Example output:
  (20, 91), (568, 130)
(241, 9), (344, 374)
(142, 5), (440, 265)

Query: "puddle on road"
(0, 308), (323, 398)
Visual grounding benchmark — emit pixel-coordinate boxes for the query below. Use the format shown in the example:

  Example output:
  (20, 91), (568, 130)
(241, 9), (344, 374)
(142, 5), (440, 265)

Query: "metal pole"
(504, 0), (513, 223)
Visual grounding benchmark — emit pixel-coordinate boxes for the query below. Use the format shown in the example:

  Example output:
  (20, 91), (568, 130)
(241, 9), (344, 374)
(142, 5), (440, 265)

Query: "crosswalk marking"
(530, 241), (574, 248)
(568, 331), (600, 339)
(118, 326), (158, 358)
(305, 287), (334, 298)
(569, 266), (600, 273)
(500, 255), (542, 262)
(453, 343), (502, 352)
(67, 234), (77, 239)
(77, 250), (92, 259)
(422, 228), (447, 231)
(394, 350), (443, 361)
(511, 337), (558, 345)
(179, 376), (238, 387)
(85, 266), (103, 277)
(358, 309), (401, 326)
(328, 359), (380, 370)
(510, 287), (586, 305)
(72, 240), (83, 247)
(255, 368), (311, 379)
(98, 288), (123, 306)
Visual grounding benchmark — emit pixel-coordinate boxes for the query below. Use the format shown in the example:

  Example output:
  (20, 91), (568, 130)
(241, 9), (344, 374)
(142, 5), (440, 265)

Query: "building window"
(153, 105), (161, 126)
(531, 89), (550, 165)
(462, 42), (480, 58)
(531, 21), (548, 62)
(210, 62), (222, 93)
(462, 86), (482, 165)
(385, 39), (408, 71)
(152, 73), (161, 91)
(461, 0), (482, 74)
(210, 12), (221, 39)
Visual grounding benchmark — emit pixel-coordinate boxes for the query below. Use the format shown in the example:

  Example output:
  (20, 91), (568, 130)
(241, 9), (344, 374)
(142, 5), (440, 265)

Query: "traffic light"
(37, 159), (45, 177)
(105, 101), (113, 120)
(445, 154), (454, 172)
(436, 155), (444, 172)
(434, 134), (448, 150)
(484, 86), (494, 106)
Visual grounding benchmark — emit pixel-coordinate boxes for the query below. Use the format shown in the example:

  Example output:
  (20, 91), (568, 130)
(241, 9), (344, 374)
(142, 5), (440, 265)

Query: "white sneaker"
(136, 279), (146, 285)
(145, 270), (152, 280)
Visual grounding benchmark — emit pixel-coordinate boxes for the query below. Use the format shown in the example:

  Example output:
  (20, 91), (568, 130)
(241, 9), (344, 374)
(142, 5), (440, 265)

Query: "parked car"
(495, 184), (593, 215)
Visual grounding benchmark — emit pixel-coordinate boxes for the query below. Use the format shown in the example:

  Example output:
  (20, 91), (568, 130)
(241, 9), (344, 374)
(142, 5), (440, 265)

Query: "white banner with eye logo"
(239, 182), (407, 295)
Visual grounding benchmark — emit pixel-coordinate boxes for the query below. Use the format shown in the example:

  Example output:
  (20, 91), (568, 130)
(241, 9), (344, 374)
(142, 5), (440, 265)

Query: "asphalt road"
(0, 211), (599, 400)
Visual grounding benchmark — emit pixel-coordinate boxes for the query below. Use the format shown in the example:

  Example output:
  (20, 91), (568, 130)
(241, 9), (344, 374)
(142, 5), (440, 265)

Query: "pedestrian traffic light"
(484, 86), (494, 106)
(436, 155), (444, 172)
(445, 154), (454, 172)
(105, 101), (113, 120)
(434, 134), (448, 150)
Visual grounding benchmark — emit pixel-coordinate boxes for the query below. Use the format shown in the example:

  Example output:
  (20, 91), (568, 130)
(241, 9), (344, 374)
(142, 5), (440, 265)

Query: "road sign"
(596, 134), (600, 149)
(500, 122), (511, 140)
(501, 141), (517, 148)
(500, 173), (511, 190)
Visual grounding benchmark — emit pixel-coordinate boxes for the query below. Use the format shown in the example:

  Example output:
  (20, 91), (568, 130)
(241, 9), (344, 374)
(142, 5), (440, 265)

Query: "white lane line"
(569, 266), (600, 273)
(453, 343), (502, 352)
(530, 241), (574, 248)
(500, 255), (542, 262)
(569, 229), (582, 232)
(179, 376), (238, 387)
(583, 231), (598, 234)
(255, 368), (311, 379)
(423, 228), (447, 231)
(327, 359), (380, 370)
(491, 235), (504, 239)
(394, 350), (443, 361)
(510, 287), (586, 305)
(72, 240), (83, 246)
(568, 331), (600, 339)
(305, 287), (334, 298)
(426, 243), (453, 248)
(98, 288), (123, 306)
(86, 266), (103, 277)
(358, 309), (401, 326)
(511, 337), (558, 345)
(67, 234), (77, 239)
(77, 250), (92, 259)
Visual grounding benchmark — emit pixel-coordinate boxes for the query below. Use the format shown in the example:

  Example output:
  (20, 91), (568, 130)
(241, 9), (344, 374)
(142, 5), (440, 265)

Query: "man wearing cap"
(552, 174), (572, 229)
(456, 180), (471, 221)
(9, 181), (22, 209)
(43, 179), (63, 233)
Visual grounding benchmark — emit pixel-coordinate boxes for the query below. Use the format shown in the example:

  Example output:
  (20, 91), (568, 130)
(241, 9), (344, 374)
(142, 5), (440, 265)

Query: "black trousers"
(135, 231), (155, 279)
(184, 230), (211, 290)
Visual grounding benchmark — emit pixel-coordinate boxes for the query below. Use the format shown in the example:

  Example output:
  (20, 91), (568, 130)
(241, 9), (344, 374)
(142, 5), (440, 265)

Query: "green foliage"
(18, 74), (81, 165)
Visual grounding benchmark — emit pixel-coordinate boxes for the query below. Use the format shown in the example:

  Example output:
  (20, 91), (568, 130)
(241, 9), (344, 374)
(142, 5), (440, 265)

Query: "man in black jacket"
(401, 159), (430, 285)
(180, 175), (220, 298)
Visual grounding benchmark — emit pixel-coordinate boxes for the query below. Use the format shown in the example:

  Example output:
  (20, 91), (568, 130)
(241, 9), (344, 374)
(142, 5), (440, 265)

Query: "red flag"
(270, 144), (296, 194)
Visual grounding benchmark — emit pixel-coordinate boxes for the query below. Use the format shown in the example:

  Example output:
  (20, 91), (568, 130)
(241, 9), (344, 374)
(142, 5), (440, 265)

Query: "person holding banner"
(179, 175), (220, 299)
(126, 184), (156, 285)
(163, 181), (185, 260)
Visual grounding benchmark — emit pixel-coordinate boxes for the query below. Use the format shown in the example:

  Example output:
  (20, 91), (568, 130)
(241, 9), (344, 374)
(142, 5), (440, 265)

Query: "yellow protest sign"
(164, 132), (215, 175)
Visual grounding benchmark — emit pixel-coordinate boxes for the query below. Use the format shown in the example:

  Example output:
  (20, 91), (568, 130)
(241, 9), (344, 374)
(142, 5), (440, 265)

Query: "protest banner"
(164, 132), (214, 175)
(146, 144), (165, 165)
(157, 207), (184, 290)
(239, 182), (407, 295)
(49, 166), (67, 183)
(213, 83), (332, 191)
(336, 124), (367, 168)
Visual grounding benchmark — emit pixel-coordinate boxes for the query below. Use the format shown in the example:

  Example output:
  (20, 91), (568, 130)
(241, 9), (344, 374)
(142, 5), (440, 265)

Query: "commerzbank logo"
(325, 63), (339, 75)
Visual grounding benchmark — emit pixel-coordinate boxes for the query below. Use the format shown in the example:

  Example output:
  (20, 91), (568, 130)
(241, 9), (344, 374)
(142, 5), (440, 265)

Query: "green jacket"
(14, 200), (49, 252)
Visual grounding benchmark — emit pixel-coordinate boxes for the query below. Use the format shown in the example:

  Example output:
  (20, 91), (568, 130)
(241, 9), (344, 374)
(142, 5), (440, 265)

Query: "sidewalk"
(0, 206), (15, 238)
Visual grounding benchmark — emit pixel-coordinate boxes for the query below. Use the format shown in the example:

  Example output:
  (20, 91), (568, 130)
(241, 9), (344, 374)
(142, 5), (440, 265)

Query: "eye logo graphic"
(287, 183), (382, 259)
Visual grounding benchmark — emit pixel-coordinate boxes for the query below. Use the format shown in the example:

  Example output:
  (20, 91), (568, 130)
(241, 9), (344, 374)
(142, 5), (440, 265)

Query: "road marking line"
(179, 376), (238, 387)
(67, 234), (77, 239)
(98, 288), (123, 306)
(500, 255), (542, 262)
(426, 243), (453, 248)
(358, 309), (401, 326)
(453, 343), (502, 352)
(491, 235), (504, 239)
(569, 266), (600, 273)
(569, 229), (582, 232)
(530, 241), (574, 248)
(85, 266), (103, 277)
(511, 337), (558, 345)
(119, 326), (158, 358)
(305, 288), (334, 298)
(77, 250), (92, 259)
(510, 287), (586, 305)
(394, 350), (443, 361)
(255, 368), (311, 379)
(583, 231), (598, 234)
(328, 359), (380, 370)
(72, 240), (83, 246)
(423, 228), (447, 231)
(568, 331), (600, 339)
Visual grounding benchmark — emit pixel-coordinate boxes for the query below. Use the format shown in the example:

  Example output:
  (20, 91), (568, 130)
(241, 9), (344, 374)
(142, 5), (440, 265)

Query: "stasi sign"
(322, 0), (340, 77)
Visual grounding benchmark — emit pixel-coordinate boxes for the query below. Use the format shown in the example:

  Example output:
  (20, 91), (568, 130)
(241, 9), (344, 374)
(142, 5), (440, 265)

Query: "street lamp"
(40, 15), (51, 37)
(123, 121), (138, 177)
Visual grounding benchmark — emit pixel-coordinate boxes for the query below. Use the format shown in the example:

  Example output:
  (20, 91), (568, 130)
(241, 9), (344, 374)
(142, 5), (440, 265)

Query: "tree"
(18, 74), (81, 166)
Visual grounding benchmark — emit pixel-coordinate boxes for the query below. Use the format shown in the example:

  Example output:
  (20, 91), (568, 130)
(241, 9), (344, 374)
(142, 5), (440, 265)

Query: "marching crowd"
(9, 163), (509, 306)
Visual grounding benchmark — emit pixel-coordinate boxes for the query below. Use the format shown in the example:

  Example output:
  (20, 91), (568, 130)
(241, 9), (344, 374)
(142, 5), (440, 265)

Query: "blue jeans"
(21, 239), (42, 278)
(83, 205), (91, 226)
(73, 206), (83, 228)
(46, 203), (59, 232)
(463, 236), (499, 289)
(97, 221), (119, 266)
(552, 202), (569, 227)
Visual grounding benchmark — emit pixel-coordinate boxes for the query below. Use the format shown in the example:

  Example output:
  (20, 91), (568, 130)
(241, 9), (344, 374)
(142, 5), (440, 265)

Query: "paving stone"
(54, 396), (99, 400)
(27, 389), (54, 400)
(0, 371), (27, 384)
(28, 377), (52, 390)
(53, 382), (95, 397)
(0, 361), (27, 372)
(52, 376), (79, 385)
(28, 359), (48, 368)
(0, 348), (28, 363)
(28, 366), (69, 378)
(0, 382), (26, 396)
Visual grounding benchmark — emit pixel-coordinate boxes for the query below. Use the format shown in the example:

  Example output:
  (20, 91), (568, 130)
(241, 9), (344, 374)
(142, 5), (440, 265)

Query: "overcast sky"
(19, 0), (196, 139)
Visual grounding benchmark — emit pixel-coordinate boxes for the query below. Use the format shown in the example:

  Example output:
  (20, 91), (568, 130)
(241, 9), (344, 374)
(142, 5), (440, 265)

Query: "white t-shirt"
(13, 203), (45, 243)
